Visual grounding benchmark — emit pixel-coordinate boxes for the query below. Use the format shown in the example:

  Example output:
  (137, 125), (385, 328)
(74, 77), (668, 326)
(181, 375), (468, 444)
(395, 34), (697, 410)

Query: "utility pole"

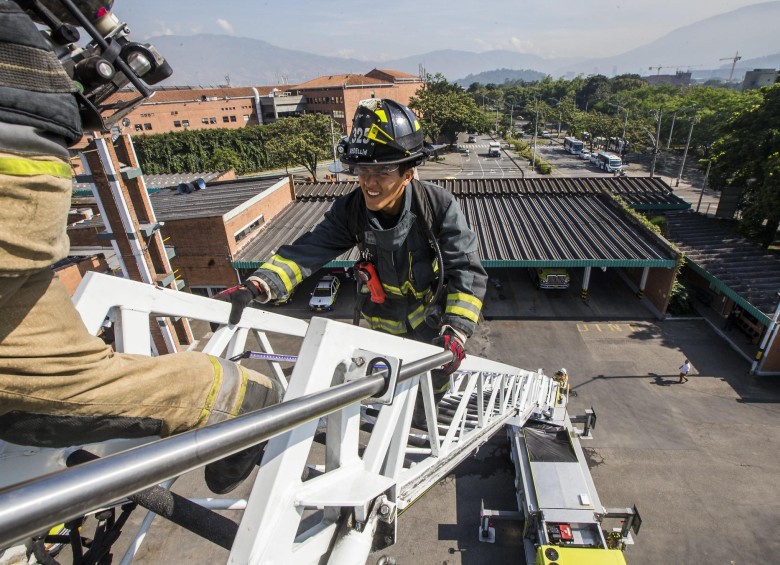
(696, 159), (711, 213)
(531, 97), (539, 170)
(649, 108), (662, 178)
(675, 109), (696, 187)
(608, 103), (629, 149)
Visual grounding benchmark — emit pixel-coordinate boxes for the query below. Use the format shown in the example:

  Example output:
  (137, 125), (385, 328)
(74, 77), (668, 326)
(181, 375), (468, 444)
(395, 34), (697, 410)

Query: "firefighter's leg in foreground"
(0, 163), (282, 494)
(0, 269), (283, 493)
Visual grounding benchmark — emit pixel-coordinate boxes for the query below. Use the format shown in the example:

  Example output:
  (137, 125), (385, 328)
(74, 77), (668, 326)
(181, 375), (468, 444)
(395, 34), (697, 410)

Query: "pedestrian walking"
(679, 359), (691, 383)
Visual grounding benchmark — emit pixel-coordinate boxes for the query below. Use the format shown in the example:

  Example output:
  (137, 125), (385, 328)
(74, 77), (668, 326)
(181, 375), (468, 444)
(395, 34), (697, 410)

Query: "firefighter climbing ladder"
(0, 272), (558, 564)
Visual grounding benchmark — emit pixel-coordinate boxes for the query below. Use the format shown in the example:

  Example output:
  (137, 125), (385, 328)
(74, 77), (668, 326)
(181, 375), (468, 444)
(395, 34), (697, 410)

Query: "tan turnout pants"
(0, 150), (279, 448)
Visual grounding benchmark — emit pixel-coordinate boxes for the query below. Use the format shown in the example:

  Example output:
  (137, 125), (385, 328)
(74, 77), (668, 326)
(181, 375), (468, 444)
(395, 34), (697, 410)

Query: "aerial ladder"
(0, 273), (639, 564)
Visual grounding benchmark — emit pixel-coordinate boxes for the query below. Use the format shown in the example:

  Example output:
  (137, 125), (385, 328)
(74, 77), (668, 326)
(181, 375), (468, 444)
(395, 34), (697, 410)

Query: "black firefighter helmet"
(338, 98), (433, 168)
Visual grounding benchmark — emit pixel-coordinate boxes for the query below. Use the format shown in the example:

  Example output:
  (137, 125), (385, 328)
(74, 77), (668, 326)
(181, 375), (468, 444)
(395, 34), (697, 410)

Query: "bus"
(595, 151), (623, 173)
(563, 137), (584, 155)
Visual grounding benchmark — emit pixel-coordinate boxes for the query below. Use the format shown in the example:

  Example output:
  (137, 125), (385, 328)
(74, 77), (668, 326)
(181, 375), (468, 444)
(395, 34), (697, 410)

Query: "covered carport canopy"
(233, 177), (679, 271)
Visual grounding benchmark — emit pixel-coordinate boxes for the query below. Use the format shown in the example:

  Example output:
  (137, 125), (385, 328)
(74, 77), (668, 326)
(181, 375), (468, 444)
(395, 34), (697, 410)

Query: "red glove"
(213, 282), (263, 325)
(433, 332), (466, 375)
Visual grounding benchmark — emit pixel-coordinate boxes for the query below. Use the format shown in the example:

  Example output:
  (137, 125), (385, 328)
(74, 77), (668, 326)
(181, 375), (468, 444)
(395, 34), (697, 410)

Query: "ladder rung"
(294, 467), (395, 508)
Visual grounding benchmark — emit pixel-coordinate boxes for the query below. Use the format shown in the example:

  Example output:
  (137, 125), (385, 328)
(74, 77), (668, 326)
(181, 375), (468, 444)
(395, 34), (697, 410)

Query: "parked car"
(273, 287), (296, 306)
(579, 150), (592, 161)
(541, 131), (551, 139)
(309, 275), (341, 312)
(467, 134), (478, 143)
(529, 267), (570, 290)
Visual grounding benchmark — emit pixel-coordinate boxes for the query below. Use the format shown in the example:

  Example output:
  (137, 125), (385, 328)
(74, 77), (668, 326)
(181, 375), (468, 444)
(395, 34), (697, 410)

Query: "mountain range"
(148, 2), (780, 88)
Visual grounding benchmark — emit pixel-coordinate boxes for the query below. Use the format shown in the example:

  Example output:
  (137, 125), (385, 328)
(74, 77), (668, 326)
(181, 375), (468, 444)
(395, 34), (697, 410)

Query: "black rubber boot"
(205, 378), (283, 494)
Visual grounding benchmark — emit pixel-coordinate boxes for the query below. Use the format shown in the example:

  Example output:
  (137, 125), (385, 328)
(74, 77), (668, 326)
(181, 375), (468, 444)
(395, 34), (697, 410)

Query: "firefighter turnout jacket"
(249, 180), (487, 339)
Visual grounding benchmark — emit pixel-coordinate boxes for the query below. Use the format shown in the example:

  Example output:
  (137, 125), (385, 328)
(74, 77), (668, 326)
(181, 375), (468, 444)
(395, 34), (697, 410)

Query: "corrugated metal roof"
(233, 179), (678, 270)
(149, 176), (285, 221)
(436, 176), (690, 210)
(665, 211), (780, 323)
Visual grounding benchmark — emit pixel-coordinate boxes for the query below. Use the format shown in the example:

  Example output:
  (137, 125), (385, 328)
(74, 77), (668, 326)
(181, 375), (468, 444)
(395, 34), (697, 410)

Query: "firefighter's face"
(357, 165), (414, 216)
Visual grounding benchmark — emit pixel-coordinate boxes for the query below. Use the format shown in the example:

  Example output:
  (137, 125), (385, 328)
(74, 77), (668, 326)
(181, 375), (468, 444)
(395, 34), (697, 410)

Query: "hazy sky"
(118, 0), (768, 61)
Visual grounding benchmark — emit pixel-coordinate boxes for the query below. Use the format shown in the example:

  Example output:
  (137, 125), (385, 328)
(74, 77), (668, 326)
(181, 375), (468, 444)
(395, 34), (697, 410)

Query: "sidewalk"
(684, 302), (757, 364)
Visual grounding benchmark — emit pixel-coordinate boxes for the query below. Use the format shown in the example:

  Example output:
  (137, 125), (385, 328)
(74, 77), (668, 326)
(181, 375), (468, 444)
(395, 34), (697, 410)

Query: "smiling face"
(356, 164), (414, 216)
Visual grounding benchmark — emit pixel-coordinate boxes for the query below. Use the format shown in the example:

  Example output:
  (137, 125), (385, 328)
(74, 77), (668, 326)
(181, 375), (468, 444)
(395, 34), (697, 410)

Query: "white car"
(308, 275), (341, 312)
(579, 150), (592, 161)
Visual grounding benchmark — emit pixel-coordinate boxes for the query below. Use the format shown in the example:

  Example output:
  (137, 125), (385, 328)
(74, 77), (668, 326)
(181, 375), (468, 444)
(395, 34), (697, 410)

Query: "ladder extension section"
(0, 272), (559, 565)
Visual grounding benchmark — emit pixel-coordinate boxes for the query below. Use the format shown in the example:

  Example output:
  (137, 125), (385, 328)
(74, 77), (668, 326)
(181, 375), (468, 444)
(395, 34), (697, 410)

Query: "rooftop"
(149, 176), (286, 221)
(233, 178), (679, 269)
(664, 211), (780, 322)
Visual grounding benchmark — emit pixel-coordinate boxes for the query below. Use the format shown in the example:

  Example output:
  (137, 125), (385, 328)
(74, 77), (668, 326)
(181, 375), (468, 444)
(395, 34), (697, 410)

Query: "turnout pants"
(0, 150), (280, 448)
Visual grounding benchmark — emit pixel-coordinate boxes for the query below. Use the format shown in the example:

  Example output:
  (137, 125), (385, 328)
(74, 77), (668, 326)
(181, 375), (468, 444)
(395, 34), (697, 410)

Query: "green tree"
(264, 113), (337, 181)
(409, 73), (487, 144)
(710, 85), (780, 247)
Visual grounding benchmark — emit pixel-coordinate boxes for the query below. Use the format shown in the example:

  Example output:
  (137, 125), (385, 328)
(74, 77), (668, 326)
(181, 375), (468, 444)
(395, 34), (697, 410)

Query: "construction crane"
(719, 51), (742, 83)
(648, 65), (674, 75)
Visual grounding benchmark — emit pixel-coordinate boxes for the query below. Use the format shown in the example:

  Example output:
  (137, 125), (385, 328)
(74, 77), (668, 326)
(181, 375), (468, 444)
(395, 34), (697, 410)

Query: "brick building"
(68, 175), (296, 297)
(293, 68), (424, 133)
(78, 69), (422, 145)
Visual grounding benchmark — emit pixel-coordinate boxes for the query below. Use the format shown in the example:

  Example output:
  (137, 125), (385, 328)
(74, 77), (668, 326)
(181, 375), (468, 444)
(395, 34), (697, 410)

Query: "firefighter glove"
(213, 282), (263, 325)
(432, 331), (466, 376)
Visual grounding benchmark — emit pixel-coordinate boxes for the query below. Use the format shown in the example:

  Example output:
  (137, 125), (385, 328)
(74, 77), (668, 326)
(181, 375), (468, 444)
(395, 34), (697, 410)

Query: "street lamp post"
(696, 159), (712, 213)
(531, 97), (539, 169)
(647, 108), (663, 178)
(675, 108), (697, 187)
(608, 103), (629, 147)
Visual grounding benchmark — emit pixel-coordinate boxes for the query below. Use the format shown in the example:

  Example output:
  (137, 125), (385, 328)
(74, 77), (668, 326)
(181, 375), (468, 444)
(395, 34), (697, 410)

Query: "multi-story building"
(742, 68), (778, 91)
(86, 69), (422, 142)
(293, 68), (424, 133)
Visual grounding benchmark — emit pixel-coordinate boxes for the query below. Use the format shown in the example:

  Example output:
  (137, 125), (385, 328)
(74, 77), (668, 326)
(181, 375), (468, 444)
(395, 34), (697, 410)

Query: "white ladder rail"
(1, 273), (558, 565)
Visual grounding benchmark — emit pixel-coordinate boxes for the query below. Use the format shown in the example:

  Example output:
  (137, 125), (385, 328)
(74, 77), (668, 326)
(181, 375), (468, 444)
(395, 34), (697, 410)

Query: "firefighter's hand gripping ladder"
(0, 272), (557, 564)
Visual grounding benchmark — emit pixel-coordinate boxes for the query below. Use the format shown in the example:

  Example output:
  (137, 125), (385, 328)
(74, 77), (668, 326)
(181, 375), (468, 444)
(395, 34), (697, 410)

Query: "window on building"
(233, 215), (265, 243)
(171, 111), (178, 116)
(144, 123), (152, 130)
(209, 117), (217, 124)
(173, 120), (182, 127)
(201, 117), (209, 124)
(230, 115), (237, 122)
(243, 115), (250, 121)
(333, 110), (345, 118)
(134, 124), (143, 131)
(182, 119), (190, 127)
(222, 116), (230, 123)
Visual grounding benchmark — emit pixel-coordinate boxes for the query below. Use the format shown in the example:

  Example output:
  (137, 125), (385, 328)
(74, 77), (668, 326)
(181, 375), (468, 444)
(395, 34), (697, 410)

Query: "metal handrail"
(0, 350), (453, 548)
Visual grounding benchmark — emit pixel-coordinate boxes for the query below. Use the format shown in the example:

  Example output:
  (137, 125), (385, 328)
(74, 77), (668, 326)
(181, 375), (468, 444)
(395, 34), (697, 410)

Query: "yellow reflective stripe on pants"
(362, 314), (407, 334)
(445, 292), (482, 323)
(0, 156), (71, 179)
(201, 356), (248, 426)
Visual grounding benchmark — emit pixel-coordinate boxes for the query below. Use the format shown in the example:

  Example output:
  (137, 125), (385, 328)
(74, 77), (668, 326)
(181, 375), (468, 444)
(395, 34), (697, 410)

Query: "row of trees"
(134, 72), (779, 246)
(134, 113), (339, 180)
(413, 72), (779, 247)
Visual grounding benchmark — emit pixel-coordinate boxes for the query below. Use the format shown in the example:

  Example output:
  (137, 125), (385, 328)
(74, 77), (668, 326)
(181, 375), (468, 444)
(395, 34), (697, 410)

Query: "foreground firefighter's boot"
(204, 379), (283, 494)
